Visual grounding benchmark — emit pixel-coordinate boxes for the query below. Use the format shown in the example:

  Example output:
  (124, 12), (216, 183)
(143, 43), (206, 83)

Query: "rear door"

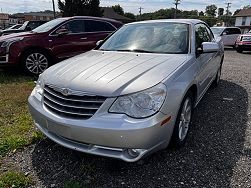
(229, 28), (241, 45)
(222, 28), (241, 46)
(195, 24), (217, 97)
(84, 19), (117, 49)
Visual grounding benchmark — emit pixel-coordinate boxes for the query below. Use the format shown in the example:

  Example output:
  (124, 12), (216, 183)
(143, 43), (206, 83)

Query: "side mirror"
(96, 40), (103, 46)
(201, 42), (219, 53)
(56, 28), (69, 36)
(221, 32), (227, 36)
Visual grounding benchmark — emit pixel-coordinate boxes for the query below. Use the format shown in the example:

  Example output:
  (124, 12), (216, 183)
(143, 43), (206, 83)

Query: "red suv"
(0, 16), (122, 75)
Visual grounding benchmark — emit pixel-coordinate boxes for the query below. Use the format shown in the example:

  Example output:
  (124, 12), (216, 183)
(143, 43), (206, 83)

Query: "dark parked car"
(235, 33), (251, 53)
(0, 16), (123, 75)
(0, 20), (47, 36)
(6, 24), (23, 30)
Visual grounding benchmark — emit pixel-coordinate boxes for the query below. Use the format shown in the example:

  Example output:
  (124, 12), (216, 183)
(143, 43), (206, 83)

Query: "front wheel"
(21, 50), (51, 75)
(170, 91), (193, 148)
(212, 65), (222, 88)
(236, 47), (243, 53)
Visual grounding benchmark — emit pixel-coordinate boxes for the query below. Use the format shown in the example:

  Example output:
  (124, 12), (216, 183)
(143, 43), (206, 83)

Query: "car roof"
(211, 26), (240, 29)
(65, 16), (121, 23)
(126, 19), (205, 26)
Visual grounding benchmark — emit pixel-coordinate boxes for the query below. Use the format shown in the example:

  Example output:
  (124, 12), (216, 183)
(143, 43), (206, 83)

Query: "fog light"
(127, 149), (141, 158)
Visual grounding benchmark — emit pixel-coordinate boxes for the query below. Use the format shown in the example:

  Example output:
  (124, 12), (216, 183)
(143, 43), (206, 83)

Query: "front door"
(195, 24), (217, 97)
(49, 19), (116, 61)
(50, 19), (89, 61)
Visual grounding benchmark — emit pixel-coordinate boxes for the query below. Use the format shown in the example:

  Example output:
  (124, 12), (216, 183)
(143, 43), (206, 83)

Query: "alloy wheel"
(26, 52), (48, 74)
(178, 97), (192, 141)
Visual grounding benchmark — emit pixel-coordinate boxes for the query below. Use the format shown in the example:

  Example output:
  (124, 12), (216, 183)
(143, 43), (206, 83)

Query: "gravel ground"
(2, 49), (251, 188)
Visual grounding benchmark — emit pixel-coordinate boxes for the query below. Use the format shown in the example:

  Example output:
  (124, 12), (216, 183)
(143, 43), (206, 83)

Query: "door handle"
(81, 37), (87, 40)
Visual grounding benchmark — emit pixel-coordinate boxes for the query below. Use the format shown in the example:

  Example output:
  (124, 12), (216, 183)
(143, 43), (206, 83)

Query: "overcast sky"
(0, 0), (248, 15)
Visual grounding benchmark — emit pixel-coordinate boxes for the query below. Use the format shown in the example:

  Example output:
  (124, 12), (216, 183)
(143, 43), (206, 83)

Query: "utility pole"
(139, 7), (143, 16)
(52, 0), (56, 19)
(174, 0), (181, 19)
(139, 7), (143, 20)
(226, 2), (232, 26)
(226, 2), (232, 16)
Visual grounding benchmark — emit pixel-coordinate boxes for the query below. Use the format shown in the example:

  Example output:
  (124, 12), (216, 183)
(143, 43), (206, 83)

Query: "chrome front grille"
(43, 85), (106, 119)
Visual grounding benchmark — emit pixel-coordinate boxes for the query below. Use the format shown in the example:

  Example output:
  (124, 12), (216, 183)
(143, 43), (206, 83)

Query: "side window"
(195, 24), (212, 49)
(103, 22), (116, 31)
(232, 28), (241, 34)
(224, 28), (230, 35)
(57, 20), (85, 34)
(85, 20), (115, 32)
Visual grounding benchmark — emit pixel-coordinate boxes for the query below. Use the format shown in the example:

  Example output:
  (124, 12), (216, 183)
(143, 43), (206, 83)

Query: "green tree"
(243, 5), (251, 9)
(200, 16), (218, 26)
(124, 12), (136, 20)
(112, 4), (124, 15)
(233, 9), (241, 15)
(58, 0), (102, 17)
(205, 4), (217, 17)
(218, 8), (224, 17)
(199, 11), (204, 16)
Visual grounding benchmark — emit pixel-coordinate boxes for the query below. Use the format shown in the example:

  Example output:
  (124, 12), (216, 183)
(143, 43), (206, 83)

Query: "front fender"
(160, 56), (198, 119)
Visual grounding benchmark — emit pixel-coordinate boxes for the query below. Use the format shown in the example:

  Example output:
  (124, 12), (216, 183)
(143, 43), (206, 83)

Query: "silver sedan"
(28, 19), (224, 162)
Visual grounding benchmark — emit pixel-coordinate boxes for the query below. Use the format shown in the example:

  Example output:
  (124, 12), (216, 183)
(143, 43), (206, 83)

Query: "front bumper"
(28, 93), (175, 162)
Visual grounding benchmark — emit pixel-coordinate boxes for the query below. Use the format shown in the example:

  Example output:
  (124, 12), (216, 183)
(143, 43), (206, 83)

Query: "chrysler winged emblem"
(61, 88), (69, 96)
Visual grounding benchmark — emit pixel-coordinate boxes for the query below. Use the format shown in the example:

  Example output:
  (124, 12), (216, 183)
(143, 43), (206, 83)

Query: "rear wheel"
(21, 49), (51, 75)
(170, 91), (193, 148)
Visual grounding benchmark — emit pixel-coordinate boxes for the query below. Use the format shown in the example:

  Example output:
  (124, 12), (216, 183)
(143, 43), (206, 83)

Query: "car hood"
(0, 31), (34, 41)
(43, 50), (188, 96)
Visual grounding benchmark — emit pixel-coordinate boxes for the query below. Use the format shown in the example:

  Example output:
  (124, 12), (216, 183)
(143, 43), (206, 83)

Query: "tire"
(21, 49), (51, 75)
(236, 47), (243, 53)
(170, 91), (194, 148)
(212, 64), (222, 88)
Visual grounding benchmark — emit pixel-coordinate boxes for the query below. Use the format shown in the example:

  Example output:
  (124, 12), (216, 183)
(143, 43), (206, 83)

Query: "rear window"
(242, 36), (251, 41)
(85, 20), (115, 32)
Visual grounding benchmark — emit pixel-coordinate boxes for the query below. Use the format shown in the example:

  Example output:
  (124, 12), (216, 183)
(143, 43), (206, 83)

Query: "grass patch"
(0, 70), (35, 84)
(0, 171), (31, 188)
(0, 70), (42, 158)
(64, 181), (81, 188)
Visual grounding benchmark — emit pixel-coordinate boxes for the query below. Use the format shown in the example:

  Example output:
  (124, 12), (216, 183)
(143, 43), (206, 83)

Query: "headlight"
(35, 75), (44, 96)
(109, 83), (167, 118)
(1, 37), (24, 48)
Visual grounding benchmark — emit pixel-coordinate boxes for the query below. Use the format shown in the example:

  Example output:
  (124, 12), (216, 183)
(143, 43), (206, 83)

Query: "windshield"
(33, 18), (66, 33)
(18, 21), (28, 30)
(98, 22), (189, 54)
(210, 27), (224, 35)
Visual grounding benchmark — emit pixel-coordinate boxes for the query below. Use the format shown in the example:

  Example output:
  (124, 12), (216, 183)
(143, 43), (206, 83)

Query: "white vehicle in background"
(211, 27), (241, 48)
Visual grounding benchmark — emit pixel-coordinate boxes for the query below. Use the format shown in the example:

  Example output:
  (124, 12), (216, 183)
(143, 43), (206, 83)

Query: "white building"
(235, 9), (251, 33)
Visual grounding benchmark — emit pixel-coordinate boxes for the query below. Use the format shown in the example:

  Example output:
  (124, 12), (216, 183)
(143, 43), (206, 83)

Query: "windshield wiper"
(116, 49), (153, 53)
